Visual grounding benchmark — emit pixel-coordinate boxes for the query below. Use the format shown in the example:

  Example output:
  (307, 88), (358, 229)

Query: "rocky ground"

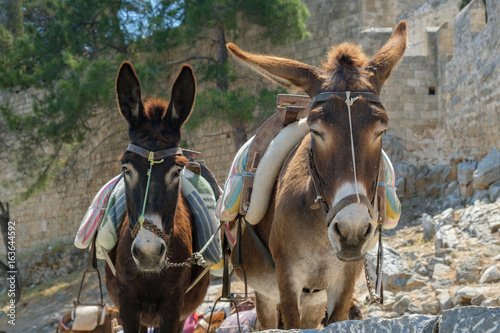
(1, 196), (500, 332)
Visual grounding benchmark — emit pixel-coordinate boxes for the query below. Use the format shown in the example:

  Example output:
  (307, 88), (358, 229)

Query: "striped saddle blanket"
(75, 169), (221, 266)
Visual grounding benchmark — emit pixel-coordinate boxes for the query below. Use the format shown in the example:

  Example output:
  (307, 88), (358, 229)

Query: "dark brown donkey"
(226, 21), (407, 329)
(105, 61), (210, 332)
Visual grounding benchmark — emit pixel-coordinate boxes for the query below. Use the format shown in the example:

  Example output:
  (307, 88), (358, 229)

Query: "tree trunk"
(214, 22), (228, 91)
(232, 123), (248, 150)
(215, 21), (247, 149)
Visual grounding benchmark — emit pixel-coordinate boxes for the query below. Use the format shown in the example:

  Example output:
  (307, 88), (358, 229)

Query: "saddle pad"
(215, 137), (253, 222)
(381, 150), (401, 229)
(74, 174), (123, 249)
(216, 124), (401, 229)
(76, 172), (221, 266)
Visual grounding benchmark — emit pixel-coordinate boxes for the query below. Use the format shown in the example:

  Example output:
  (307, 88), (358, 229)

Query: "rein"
(308, 91), (385, 305)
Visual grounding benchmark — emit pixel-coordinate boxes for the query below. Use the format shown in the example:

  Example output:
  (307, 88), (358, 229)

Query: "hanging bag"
(57, 240), (122, 333)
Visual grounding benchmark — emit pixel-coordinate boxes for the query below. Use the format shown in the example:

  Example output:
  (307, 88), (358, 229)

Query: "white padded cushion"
(245, 118), (309, 224)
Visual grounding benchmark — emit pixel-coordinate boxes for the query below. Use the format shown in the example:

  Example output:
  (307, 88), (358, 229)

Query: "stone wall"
(438, 0), (500, 162)
(1, 0), (499, 253)
(396, 0), (460, 55)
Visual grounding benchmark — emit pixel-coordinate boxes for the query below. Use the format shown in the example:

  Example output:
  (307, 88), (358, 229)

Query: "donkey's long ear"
(165, 65), (196, 130)
(116, 61), (145, 127)
(366, 21), (407, 93)
(227, 43), (322, 97)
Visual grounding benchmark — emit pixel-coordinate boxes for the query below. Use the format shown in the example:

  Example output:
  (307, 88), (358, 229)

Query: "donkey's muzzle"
(327, 194), (376, 261)
(131, 239), (168, 271)
(326, 194), (374, 228)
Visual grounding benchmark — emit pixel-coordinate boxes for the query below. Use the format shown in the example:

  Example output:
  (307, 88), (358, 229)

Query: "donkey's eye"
(376, 130), (387, 138)
(172, 167), (183, 178)
(310, 129), (322, 137)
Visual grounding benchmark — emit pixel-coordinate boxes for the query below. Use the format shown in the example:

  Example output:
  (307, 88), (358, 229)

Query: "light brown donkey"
(226, 21), (407, 329)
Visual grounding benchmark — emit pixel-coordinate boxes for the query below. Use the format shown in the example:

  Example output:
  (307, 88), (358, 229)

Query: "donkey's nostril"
(333, 222), (342, 238)
(364, 223), (372, 239)
(132, 245), (141, 259)
(158, 243), (166, 257)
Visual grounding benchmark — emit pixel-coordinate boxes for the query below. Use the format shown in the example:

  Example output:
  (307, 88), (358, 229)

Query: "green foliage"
(183, 0), (310, 45)
(0, 0), (310, 200)
(459, 0), (484, 10)
(185, 86), (286, 132)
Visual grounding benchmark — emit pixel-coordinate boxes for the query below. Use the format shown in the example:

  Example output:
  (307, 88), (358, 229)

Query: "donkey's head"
(116, 61), (195, 272)
(228, 22), (406, 261)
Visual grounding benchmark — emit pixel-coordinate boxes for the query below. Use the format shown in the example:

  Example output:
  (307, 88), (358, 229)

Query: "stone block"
(460, 183), (474, 198)
(422, 213), (435, 241)
(473, 148), (500, 190)
(458, 161), (477, 185)
(479, 266), (500, 284)
(453, 286), (483, 306)
(439, 307), (500, 333)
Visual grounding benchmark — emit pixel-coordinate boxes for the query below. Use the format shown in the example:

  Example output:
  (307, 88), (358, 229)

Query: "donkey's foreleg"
(118, 300), (142, 333)
(254, 291), (279, 329)
(158, 296), (184, 333)
(326, 261), (362, 324)
(276, 267), (302, 329)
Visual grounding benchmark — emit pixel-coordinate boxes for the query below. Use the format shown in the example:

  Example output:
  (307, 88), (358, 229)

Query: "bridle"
(307, 91), (385, 228)
(126, 143), (183, 243)
(307, 91), (386, 304)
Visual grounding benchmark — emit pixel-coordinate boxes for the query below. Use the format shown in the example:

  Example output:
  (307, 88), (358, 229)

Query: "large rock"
(479, 265), (500, 284)
(434, 209), (459, 250)
(309, 307), (500, 333)
(473, 148), (500, 190)
(437, 292), (453, 312)
(453, 286), (484, 306)
(319, 314), (438, 333)
(393, 295), (411, 314)
(394, 162), (417, 198)
(455, 256), (482, 284)
(382, 135), (404, 162)
(458, 161), (477, 186)
(458, 202), (500, 239)
(489, 179), (500, 201)
(432, 263), (451, 280)
(437, 306), (500, 333)
(458, 161), (477, 197)
(422, 213), (436, 241)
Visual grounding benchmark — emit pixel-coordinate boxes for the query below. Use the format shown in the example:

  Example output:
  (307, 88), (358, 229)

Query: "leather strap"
(126, 144), (183, 160)
(311, 91), (381, 105)
(326, 194), (374, 228)
(242, 217), (275, 270)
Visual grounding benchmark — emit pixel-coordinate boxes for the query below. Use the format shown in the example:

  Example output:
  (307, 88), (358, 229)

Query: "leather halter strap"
(326, 194), (374, 227)
(308, 90), (384, 228)
(126, 143), (183, 159)
(125, 143), (184, 242)
(311, 91), (381, 105)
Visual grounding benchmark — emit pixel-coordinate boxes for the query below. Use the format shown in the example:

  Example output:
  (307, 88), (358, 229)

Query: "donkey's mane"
(144, 98), (169, 121)
(322, 42), (368, 71)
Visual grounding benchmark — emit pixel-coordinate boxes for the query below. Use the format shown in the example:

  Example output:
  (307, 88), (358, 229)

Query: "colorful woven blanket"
(75, 170), (221, 266)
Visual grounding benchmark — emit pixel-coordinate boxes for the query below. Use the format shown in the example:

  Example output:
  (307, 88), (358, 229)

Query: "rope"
(345, 91), (360, 203)
(197, 223), (222, 256)
(138, 151), (164, 229)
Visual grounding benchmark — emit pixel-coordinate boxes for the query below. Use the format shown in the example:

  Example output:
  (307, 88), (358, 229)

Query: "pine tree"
(0, 0), (309, 199)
